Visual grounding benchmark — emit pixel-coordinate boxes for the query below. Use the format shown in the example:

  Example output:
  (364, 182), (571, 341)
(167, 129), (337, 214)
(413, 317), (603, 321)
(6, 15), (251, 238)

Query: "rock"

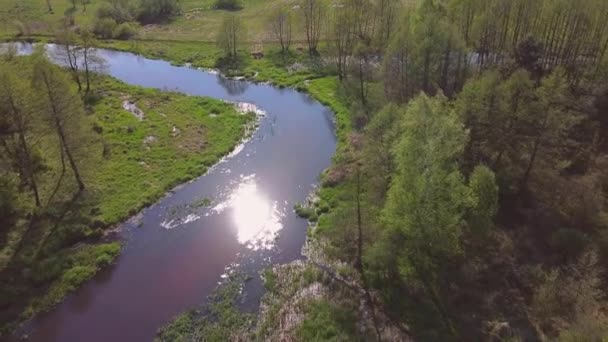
(122, 100), (145, 120)
(143, 135), (157, 145)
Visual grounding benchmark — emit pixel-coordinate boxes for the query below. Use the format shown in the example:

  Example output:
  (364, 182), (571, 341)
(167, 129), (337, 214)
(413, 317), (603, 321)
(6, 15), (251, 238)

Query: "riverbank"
(0, 55), (255, 336)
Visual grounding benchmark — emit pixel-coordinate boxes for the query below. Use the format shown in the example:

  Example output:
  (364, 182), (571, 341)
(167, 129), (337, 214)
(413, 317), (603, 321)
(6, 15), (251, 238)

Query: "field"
(0, 0), (305, 42)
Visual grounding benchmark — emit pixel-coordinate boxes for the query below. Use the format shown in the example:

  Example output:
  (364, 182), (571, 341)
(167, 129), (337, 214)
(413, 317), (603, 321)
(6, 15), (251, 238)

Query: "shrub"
(93, 18), (117, 39)
(297, 300), (356, 341)
(138, 0), (181, 23)
(113, 22), (137, 40)
(95, 3), (115, 20)
(214, 0), (242, 10)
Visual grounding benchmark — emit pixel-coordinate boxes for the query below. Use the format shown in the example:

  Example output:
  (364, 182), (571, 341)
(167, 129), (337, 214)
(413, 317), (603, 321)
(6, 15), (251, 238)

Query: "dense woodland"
(306, 0), (608, 340)
(2, 0), (608, 340)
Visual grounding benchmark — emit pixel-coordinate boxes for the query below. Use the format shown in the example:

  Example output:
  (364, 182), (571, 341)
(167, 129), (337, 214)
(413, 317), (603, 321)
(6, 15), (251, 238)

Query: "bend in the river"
(10, 43), (336, 342)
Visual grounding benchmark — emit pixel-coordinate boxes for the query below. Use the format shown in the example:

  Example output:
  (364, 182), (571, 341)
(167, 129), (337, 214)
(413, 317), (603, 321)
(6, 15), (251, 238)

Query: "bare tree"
(269, 6), (292, 54)
(300, 0), (324, 56)
(56, 29), (82, 92)
(217, 14), (244, 61)
(0, 67), (43, 206)
(33, 55), (86, 192)
(331, 4), (355, 81)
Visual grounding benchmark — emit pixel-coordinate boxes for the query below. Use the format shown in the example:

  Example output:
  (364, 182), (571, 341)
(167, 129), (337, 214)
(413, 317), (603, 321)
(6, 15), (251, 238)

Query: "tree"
(56, 28), (82, 92)
(0, 65), (44, 206)
(375, 0), (399, 49)
(363, 104), (401, 201)
(32, 55), (86, 192)
(80, 29), (102, 95)
(353, 41), (373, 107)
(300, 0), (324, 56)
(378, 94), (470, 331)
(467, 165), (498, 233)
(269, 6), (292, 54)
(519, 69), (580, 192)
(382, 94), (469, 278)
(217, 14), (244, 61)
(383, 13), (415, 103)
(331, 3), (355, 81)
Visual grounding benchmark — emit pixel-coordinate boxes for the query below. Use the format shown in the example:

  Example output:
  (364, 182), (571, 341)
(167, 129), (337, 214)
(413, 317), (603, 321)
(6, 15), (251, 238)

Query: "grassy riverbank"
(0, 56), (254, 336)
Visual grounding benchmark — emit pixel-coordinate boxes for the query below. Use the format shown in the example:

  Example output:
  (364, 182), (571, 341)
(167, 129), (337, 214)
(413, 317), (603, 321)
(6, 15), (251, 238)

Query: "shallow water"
(9, 43), (336, 342)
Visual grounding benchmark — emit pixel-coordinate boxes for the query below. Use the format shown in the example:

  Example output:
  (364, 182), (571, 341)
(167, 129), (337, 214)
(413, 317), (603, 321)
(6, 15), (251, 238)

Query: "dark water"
(8, 43), (336, 341)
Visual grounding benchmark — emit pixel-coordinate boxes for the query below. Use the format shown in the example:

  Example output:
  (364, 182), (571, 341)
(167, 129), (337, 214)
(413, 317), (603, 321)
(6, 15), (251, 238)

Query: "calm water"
(9, 43), (336, 341)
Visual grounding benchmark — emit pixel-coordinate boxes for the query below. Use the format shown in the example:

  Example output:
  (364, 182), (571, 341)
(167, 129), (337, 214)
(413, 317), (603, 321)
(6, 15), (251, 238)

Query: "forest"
(1, 0), (608, 340)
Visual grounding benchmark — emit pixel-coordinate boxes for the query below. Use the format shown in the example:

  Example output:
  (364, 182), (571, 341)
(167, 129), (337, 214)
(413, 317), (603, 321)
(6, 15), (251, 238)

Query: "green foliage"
(23, 243), (120, 318)
(467, 165), (498, 233)
(93, 17), (117, 39)
(297, 300), (357, 342)
(380, 94), (470, 279)
(113, 22), (137, 40)
(294, 203), (318, 222)
(138, 0), (181, 23)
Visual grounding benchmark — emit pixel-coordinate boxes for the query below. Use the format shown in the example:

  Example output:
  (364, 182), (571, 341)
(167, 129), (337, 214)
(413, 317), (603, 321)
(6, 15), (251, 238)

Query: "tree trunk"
(8, 97), (41, 207)
(355, 166), (363, 273)
(42, 73), (85, 192)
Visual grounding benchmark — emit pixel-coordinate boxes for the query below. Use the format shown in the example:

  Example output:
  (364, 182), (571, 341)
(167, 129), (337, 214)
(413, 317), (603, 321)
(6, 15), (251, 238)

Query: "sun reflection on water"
(214, 175), (283, 250)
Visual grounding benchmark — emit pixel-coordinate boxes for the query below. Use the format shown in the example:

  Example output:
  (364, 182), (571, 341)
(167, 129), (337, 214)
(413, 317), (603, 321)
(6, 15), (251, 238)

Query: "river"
(8, 43), (336, 341)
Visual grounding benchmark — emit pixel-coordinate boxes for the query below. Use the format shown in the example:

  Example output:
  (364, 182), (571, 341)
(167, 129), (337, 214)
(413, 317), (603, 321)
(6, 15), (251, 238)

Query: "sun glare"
(215, 175), (283, 250)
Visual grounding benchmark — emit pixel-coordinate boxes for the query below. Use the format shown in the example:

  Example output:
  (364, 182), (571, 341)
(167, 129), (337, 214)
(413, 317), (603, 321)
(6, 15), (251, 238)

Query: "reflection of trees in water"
(299, 92), (315, 105)
(217, 75), (248, 95)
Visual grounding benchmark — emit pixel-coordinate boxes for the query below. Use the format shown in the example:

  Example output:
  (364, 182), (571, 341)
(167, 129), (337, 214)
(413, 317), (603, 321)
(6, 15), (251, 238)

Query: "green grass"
(21, 243), (120, 318)
(0, 0), (304, 42)
(297, 299), (358, 342)
(84, 75), (254, 225)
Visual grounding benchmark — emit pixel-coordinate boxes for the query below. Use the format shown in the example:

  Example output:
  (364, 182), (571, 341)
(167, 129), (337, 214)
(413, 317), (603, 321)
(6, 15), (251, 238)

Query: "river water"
(9, 43), (336, 341)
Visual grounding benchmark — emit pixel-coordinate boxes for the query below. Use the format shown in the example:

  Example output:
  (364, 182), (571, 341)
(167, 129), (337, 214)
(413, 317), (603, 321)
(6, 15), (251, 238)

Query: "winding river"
(10, 43), (336, 341)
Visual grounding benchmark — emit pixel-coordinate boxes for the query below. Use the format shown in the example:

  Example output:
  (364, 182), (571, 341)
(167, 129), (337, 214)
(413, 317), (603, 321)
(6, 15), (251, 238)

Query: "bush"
(95, 1), (137, 23)
(214, 0), (242, 10)
(113, 22), (137, 40)
(93, 18), (117, 39)
(297, 300), (356, 341)
(95, 3), (115, 20)
(138, 0), (181, 23)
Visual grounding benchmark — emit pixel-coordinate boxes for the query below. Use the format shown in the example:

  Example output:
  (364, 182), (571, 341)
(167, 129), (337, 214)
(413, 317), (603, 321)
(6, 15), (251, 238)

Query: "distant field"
(0, 0), (304, 42)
